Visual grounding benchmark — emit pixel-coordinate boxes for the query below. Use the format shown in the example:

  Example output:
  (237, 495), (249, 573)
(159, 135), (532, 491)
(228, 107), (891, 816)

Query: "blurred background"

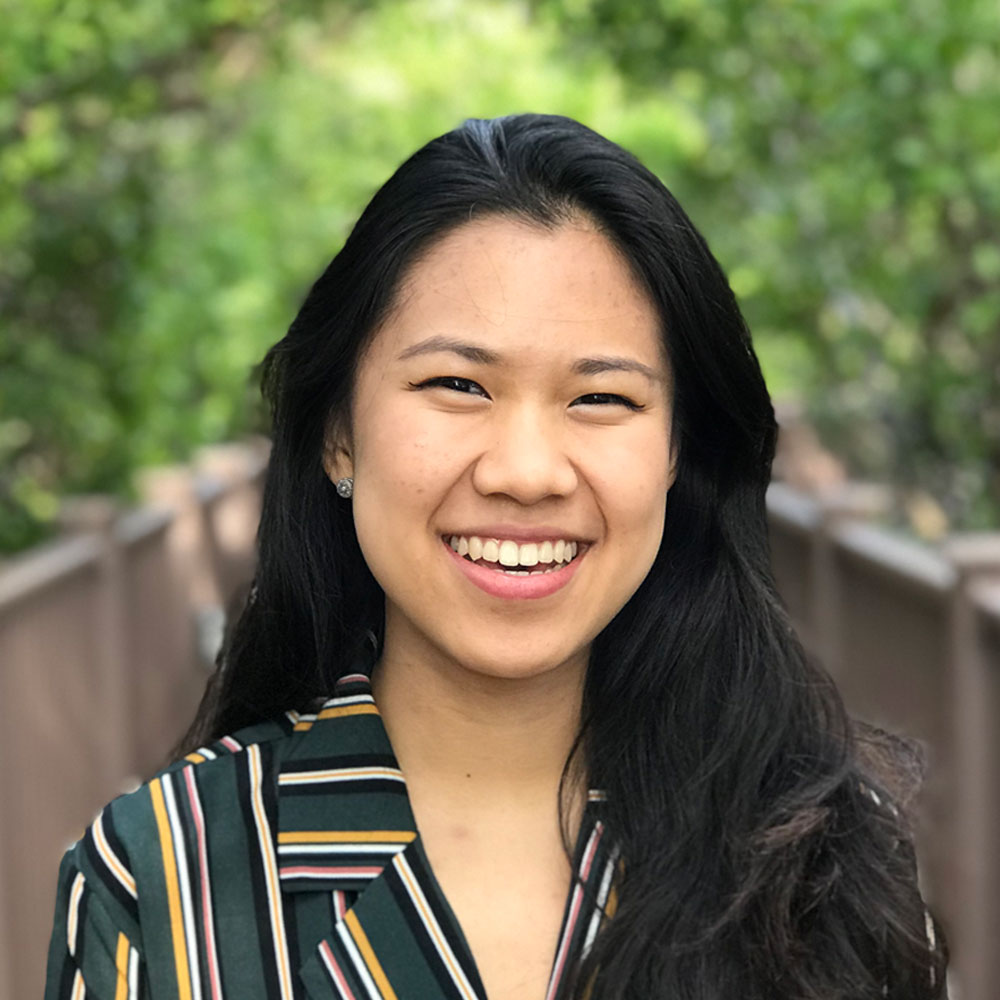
(1, 1), (997, 997)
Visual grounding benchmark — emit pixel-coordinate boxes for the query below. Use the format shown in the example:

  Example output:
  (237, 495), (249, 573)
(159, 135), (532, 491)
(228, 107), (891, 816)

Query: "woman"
(46, 114), (948, 999)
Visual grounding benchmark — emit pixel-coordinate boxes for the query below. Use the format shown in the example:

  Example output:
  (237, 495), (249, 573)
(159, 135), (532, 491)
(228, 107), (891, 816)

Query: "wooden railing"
(0, 440), (268, 1000)
(1, 437), (996, 999)
(768, 482), (1000, 1000)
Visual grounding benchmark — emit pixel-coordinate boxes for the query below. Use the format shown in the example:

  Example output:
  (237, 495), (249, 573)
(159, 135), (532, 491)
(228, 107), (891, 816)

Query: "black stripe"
(56, 950), (77, 1000)
(396, 844), (487, 999)
(282, 894), (306, 1000)
(281, 753), (399, 773)
(100, 807), (134, 889)
(236, 746), (284, 999)
(280, 779), (408, 798)
(279, 848), (402, 867)
(81, 823), (138, 923)
(331, 679), (372, 696)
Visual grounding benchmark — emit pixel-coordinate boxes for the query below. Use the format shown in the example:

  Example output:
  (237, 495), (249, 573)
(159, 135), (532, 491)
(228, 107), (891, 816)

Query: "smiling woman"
(45, 116), (947, 1000)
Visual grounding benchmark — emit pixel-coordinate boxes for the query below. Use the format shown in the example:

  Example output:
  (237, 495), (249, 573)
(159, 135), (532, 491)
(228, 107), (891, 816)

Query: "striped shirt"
(45, 672), (619, 1000)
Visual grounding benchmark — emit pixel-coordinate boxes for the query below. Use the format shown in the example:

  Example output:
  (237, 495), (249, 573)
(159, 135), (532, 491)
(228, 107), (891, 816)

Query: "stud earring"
(335, 477), (354, 498)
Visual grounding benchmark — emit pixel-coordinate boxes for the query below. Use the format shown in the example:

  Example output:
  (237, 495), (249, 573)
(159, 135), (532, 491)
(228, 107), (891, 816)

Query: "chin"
(435, 633), (588, 683)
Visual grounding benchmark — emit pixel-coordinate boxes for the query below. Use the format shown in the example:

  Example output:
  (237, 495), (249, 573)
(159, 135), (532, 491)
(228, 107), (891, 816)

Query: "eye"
(573, 393), (644, 412)
(409, 376), (490, 398)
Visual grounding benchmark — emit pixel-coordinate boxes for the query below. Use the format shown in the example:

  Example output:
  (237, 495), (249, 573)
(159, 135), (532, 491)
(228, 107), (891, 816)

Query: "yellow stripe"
(150, 779), (193, 1000)
(605, 881), (619, 919)
(317, 703), (379, 720)
(279, 767), (401, 784)
(95, 819), (136, 896)
(293, 703), (378, 730)
(184, 752), (206, 764)
(67, 872), (85, 954)
(71, 969), (85, 1000)
(114, 932), (130, 1000)
(278, 829), (416, 844)
(344, 910), (398, 1000)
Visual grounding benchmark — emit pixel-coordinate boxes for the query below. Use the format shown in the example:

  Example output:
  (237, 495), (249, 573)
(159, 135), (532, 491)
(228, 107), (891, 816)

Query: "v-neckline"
(367, 677), (611, 1000)
(283, 670), (620, 1000)
(406, 789), (606, 1000)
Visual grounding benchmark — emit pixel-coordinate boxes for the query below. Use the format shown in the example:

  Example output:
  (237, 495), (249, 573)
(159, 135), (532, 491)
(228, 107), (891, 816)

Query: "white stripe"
(162, 773), (203, 1000)
(67, 872), (86, 956)
(321, 693), (376, 709)
(394, 853), (479, 1000)
(248, 745), (296, 1000)
(582, 850), (619, 956)
(93, 813), (138, 899)
(71, 968), (86, 1000)
(278, 842), (404, 856)
(278, 767), (404, 785)
(128, 946), (140, 1000)
(184, 766), (223, 1000)
(279, 869), (381, 883)
(195, 747), (218, 761)
(335, 920), (382, 1000)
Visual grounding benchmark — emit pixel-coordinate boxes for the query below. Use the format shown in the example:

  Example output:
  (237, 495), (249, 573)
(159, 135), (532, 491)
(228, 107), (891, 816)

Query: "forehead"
(367, 216), (667, 370)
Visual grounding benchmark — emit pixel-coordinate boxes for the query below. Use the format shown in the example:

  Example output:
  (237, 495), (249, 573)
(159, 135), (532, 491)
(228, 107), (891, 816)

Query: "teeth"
(498, 540), (519, 567)
(446, 534), (581, 567)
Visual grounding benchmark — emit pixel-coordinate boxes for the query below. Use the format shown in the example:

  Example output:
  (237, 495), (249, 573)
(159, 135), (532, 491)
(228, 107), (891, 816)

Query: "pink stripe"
(336, 673), (370, 686)
(578, 820), (604, 881)
(545, 821), (605, 1000)
(220, 736), (242, 752)
(279, 865), (383, 878)
(184, 766), (224, 1000)
(546, 886), (584, 1000)
(319, 940), (357, 999)
(332, 890), (348, 919)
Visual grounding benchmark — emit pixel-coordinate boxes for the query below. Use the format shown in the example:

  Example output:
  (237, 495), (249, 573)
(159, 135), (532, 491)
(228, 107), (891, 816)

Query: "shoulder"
(47, 712), (304, 997)
(62, 711), (301, 917)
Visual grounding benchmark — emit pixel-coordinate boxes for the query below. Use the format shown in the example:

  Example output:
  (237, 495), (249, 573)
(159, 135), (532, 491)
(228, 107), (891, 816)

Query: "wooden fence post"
(941, 534), (1000, 1000)
(58, 497), (131, 784)
(812, 483), (891, 678)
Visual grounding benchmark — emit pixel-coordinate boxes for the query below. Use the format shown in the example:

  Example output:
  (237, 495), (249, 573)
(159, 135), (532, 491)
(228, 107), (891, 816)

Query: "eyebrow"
(396, 335), (664, 382)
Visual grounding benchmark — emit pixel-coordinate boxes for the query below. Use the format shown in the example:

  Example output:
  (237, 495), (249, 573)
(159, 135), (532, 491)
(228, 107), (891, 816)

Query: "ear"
(322, 420), (354, 483)
(666, 434), (680, 491)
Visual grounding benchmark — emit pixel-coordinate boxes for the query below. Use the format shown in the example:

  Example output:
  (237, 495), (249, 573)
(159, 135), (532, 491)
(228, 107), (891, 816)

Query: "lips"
(441, 536), (586, 600)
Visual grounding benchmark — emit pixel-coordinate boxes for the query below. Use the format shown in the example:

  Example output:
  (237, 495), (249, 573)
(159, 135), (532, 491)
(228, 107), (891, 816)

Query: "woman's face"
(326, 216), (676, 682)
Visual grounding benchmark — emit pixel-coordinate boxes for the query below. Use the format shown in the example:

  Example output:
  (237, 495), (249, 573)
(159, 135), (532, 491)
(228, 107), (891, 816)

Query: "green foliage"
(2, 0), (997, 553)
(0, 0), (661, 552)
(539, 0), (1000, 532)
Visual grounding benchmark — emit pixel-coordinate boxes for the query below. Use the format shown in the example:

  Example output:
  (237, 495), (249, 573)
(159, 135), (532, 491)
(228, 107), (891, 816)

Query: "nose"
(471, 405), (578, 504)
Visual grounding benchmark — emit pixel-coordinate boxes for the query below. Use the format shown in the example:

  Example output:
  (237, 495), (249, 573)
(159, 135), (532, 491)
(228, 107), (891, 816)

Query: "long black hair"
(179, 114), (947, 998)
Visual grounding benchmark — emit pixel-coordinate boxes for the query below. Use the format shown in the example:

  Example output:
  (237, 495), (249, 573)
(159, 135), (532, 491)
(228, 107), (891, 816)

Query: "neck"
(370, 638), (587, 807)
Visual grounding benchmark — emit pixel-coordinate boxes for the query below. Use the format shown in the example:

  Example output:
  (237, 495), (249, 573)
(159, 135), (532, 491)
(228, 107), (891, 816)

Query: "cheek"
(349, 404), (468, 578)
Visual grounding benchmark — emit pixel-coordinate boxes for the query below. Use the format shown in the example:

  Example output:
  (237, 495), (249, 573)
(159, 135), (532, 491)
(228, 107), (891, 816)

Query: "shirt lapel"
(277, 670), (619, 1000)
(277, 672), (417, 895)
(277, 672), (488, 1000)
